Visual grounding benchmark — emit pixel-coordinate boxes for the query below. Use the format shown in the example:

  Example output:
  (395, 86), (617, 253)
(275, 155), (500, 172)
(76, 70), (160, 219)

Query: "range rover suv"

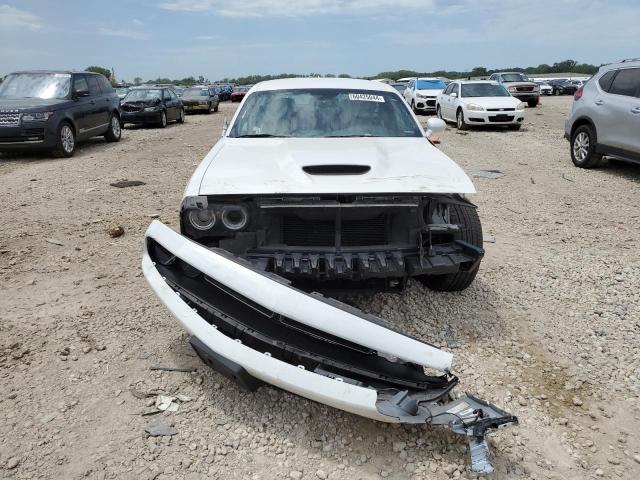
(0, 71), (122, 157)
(565, 59), (640, 168)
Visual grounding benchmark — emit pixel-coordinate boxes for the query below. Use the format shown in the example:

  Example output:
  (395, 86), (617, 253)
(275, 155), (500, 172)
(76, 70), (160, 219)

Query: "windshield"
(184, 88), (209, 96)
(116, 88), (129, 94)
(124, 89), (162, 101)
(501, 73), (529, 82)
(416, 79), (446, 90)
(392, 83), (407, 93)
(0, 72), (71, 99)
(229, 89), (421, 138)
(233, 87), (248, 93)
(461, 83), (510, 97)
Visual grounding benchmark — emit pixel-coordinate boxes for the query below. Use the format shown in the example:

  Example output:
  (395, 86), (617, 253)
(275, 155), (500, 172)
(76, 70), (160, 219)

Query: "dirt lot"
(1, 97), (639, 480)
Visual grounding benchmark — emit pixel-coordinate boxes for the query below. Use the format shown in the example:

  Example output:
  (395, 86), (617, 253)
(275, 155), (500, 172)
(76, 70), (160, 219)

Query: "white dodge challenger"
(142, 78), (516, 473)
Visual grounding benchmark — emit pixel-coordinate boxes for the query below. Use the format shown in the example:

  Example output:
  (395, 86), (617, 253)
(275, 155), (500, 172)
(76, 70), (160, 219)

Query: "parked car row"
(0, 70), (227, 158)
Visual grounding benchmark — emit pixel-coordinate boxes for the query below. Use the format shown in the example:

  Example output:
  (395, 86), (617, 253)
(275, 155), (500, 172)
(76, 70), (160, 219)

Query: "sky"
(1, 0), (639, 82)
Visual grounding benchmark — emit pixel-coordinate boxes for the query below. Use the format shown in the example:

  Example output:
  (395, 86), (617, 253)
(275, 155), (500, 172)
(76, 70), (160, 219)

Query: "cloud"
(99, 27), (149, 40)
(159, 0), (434, 17)
(0, 4), (42, 30)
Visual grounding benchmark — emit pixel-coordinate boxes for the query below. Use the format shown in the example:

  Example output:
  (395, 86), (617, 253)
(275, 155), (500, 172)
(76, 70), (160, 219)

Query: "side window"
(454, 84), (460, 95)
(170, 90), (178, 100)
(488, 74), (496, 81)
(608, 68), (640, 97)
(73, 75), (89, 94)
(98, 76), (114, 93)
(86, 75), (101, 96)
(443, 84), (451, 95)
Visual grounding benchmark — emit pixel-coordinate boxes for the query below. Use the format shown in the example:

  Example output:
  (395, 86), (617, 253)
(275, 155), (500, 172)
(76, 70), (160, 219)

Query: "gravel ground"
(1, 97), (639, 480)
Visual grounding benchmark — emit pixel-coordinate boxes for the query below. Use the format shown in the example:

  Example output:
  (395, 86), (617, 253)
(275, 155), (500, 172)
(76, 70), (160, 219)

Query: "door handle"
(631, 107), (640, 114)
(594, 100), (604, 106)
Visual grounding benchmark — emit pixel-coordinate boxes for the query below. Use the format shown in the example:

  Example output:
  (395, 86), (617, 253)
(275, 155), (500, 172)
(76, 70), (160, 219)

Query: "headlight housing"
(466, 103), (485, 112)
(508, 86), (517, 93)
(144, 106), (159, 112)
(21, 111), (53, 122)
(416, 93), (429, 99)
(181, 196), (250, 236)
(516, 102), (525, 111)
(199, 100), (209, 105)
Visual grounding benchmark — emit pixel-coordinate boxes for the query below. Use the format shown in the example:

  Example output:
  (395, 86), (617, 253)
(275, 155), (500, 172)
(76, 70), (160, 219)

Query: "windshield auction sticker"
(348, 93), (385, 102)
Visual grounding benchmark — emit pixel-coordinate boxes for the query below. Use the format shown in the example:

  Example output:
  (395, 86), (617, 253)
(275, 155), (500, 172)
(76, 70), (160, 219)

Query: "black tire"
(205, 103), (212, 114)
(158, 110), (167, 128)
(52, 121), (76, 158)
(104, 113), (122, 142)
(570, 124), (603, 168)
(527, 99), (538, 108)
(456, 109), (468, 130)
(418, 204), (482, 292)
(177, 108), (185, 124)
(411, 100), (418, 114)
(214, 103), (219, 112)
(508, 124), (521, 131)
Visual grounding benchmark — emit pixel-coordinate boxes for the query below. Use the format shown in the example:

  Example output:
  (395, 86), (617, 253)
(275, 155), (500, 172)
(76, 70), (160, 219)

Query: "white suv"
(403, 77), (447, 114)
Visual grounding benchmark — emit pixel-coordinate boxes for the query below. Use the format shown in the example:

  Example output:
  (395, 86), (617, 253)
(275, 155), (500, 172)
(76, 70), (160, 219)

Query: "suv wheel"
(571, 124), (603, 168)
(214, 102), (219, 113)
(177, 108), (185, 124)
(456, 109), (468, 130)
(53, 122), (76, 158)
(104, 114), (122, 142)
(417, 203), (482, 292)
(206, 103), (212, 114)
(411, 100), (418, 114)
(527, 99), (538, 108)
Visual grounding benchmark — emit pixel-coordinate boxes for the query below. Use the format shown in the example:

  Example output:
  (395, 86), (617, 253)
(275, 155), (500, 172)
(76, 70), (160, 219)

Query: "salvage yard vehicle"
(142, 78), (517, 473)
(489, 72), (540, 107)
(403, 77), (447, 114)
(0, 70), (121, 157)
(565, 59), (640, 168)
(534, 81), (553, 95)
(181, 86), (219, 113)
(437, 81), (525, 130)
(120, 87), (184, 128)
(230, 86), (250, 102)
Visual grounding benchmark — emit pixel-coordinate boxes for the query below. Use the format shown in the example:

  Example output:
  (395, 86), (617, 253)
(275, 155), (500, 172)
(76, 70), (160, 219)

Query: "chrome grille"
(0, 112), (20, 127)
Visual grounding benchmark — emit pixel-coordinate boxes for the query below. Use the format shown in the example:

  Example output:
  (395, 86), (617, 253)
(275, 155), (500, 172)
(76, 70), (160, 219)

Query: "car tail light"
(574, 86), (583, 100)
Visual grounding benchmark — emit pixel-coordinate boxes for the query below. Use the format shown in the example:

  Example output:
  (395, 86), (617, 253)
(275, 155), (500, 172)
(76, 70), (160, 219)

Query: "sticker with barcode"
(348, 93), (385, 102)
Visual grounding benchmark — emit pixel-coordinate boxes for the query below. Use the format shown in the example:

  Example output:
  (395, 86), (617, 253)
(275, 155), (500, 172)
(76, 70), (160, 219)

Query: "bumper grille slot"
(282, 215), (388, 247)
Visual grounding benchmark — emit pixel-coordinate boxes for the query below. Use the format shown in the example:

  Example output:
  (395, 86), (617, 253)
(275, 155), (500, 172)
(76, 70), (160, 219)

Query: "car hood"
(501, 81), (537, 87)
(461, 96), (522, 108)
(181, 95), (207, 101)
(195, 137), (476, 195)
(0, 97), (69, 110)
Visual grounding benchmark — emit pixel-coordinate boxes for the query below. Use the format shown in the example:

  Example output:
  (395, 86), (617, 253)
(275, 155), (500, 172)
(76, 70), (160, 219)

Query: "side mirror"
(425, 118), (446, 145)
(450, 92), (458, 98)
(74, 89), (90, 98)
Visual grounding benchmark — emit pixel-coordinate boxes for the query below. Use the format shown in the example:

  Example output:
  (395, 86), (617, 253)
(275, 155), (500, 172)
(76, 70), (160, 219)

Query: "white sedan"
(436, 80), (525, 130)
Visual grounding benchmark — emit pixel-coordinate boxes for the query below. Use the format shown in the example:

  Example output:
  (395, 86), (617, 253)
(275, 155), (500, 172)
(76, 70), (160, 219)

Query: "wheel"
(159, 110), (167, 128)
(456, 109), (468, 130)
(527, 99), (538, 108)
(554, 89), (560, 96)
(214, 103), (219, 112)
(418, 203), (482, 292)
(52, 122), (76, 158)
(508, 124), (521, 131)
(411, 100), (419, 115)
(177, 108), (185, 124)
(104, 113), (122, 142)
(571, 124), (603, 168)
(206, 102), (212, 114)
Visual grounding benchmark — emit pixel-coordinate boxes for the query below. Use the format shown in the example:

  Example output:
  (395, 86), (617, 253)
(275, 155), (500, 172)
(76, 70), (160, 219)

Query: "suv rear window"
(608, 68), (640, 97)
(598, 71), (616, 92)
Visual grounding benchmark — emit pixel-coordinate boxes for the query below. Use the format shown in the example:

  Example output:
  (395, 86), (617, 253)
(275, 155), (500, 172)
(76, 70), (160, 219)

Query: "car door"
(597, 67), (640, 154)
(70, 74), (93, 138)
(163, 90), (177, 121)
(86, 75), (109, 132)
(450, 83), (461, 119)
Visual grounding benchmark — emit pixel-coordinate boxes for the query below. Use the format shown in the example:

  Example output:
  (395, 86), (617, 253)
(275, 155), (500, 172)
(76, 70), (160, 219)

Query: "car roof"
(496, 72), (526, 75)
(10, 70), (100, 76)
(451, 80), (499, 85)
(250, 77), (397, 93)
(601, 58), (640, 70)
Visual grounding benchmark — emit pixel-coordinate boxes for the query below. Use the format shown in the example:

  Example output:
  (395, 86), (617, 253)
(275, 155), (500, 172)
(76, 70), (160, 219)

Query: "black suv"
(0, 71), (122, 157)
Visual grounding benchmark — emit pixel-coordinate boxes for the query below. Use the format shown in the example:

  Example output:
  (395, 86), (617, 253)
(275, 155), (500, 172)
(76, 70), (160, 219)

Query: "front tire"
(52, 122), (76, 158)
(418, 204), (482, 292)
(177, 108), (185, 124)
(456, 109), (468, 130)
(104, 113), (122, 142)
(508, 124), (521, 131)
(214, 103), (219, 112)
(527, 99), (538, 108)
(571, 124), (603, 168)
(206, 103), (212, 114)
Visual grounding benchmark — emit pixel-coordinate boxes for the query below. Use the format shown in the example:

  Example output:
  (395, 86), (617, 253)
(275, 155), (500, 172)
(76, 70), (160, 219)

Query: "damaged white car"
(142, 79), (516, 473)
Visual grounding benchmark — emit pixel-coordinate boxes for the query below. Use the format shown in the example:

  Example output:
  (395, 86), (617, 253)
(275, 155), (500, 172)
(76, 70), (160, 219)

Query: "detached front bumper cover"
(142, 220), (517, 473)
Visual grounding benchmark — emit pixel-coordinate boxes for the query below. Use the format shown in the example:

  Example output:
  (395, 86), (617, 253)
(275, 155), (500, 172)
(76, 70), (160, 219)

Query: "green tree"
(85, 66), (111, 80)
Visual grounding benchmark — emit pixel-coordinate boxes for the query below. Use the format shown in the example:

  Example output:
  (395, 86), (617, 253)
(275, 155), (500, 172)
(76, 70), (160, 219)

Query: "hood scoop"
(302, 164), (371, 175)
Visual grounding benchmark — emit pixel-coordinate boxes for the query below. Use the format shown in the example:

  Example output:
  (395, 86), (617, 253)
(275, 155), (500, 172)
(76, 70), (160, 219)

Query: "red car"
(230, 86), (250, 102)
